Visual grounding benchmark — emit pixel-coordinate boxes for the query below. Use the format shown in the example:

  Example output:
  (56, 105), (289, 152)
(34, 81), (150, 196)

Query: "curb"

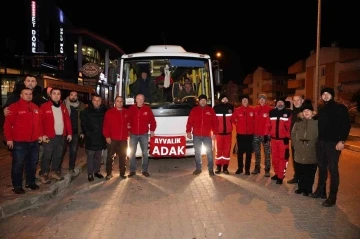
(348, 135), (360, 141)
(345, 144), (360, 152)
(0, 160), (87, 219)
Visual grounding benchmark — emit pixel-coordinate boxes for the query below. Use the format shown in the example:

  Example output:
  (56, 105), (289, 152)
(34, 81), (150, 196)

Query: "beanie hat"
(275, 97), (286, 105)
(198, 94), (207, 101)
(301, 99), (314, 111)
(219, 94), (227, 101)
(258, 94), (267, 100)
(240, 95), (249, 100)
(321, 87), (335, 97)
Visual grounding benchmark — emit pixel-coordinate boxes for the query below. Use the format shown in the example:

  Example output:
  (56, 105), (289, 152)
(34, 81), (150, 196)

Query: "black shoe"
(25, 183), (40, 190)
(94, 172), (104, 179)
(12, 187), (25, 194)
(309, 186), (327, 199)
(235, 169), (243, 174)
(294, 189), (303, 194)
(142, 171), (150, 177)
(120, 174), (127, 179)
(88, 174), (94, 182)
(192, 169), (202, 175)
(128, 171), (136, 177)
(251, 168), (260, 174)
(302, 192), (309, 196)
(322, 198), (336, 207)
(223, 170), (230, 175)
(209, 170), (215, 176)
(215, 166), (222, 174)
(276, 178), (283, 184)
(105, 174), (113, 180)
(287, 178), (298, 184)
(245, 171), (250, 175)
(271, 175), (278, 180)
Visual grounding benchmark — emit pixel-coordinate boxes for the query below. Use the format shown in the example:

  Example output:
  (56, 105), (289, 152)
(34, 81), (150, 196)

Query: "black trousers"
(297, 163), (317, 193)
(291, 146), (299, 180)
(236, 134), (253, 172)
(316, 140), (341, 198)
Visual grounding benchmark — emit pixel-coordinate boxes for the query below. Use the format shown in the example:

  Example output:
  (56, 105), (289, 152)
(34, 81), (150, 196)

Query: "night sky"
(45, 1), (360, 82)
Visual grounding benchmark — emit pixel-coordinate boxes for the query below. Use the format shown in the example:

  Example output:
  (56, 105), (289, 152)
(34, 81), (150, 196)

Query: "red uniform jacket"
(103, 107), (130, 141)
(254, 104), (273, 136)
(186, 105), (218, 137)
(4, 98), (42, 142)
(40, 101), (72, 138)
(128, 104), (156, 135)
(231, 105), (255, 135)
(267, 108), (292, 139)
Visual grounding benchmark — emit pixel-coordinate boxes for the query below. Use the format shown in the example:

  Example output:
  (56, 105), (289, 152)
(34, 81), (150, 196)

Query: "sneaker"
(88, 174), (94, 182)
(209, 170), (215, 176)
(120, 174), (127, 179)
(12, 187), (25, 194)
(128, 171), (136, 177)
(264, 171), (270, 177)
(192, 169), (202, 175)
(276, 178), (283, 184)
(223, 170), (230, 175)
(142, 171), (150, 177)
(40, 173), (51, 184)
(287, 178), (298, 184)
(105, 174), (113, 180)
(235, 169), (243, 174)
(94, 172), (104, 179)
(251, 168), (260, 174)
(25, 183), (40, 190)
(271, 175), (278, 180)
(50, 171), (64, 181)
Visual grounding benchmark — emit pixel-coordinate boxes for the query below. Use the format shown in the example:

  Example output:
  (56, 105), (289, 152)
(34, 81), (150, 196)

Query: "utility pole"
(314, 0), (322, 110)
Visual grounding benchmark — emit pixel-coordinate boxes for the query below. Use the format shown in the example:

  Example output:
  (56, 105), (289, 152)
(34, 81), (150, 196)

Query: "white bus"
(116, 45), (223, 157)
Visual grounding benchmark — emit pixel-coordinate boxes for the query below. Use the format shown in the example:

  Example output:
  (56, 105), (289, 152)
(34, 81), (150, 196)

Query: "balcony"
(262, 84), (287, 92)
(287, 78), (305, 89)
(243, 74), (253, 84)
(243, 88), (253, 95)
(288, 60), (305, 75)
(339, 69), (360, 83)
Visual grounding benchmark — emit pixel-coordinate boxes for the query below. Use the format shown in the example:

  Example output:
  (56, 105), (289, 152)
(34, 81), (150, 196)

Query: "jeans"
(40, 135), (64, 175)
(68, 134), (79, 170)
(86, 150), (102, 175)
(129, 134), (149, 172)
(193, 135), (214, 171)
(11, 141), (39, 188)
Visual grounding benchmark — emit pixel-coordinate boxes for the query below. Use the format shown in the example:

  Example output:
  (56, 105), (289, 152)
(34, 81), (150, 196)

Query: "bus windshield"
(121, 57), (213, 109)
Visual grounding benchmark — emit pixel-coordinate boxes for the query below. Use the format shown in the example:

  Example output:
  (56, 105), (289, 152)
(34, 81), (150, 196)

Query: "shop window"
(1, 78), (16, 106)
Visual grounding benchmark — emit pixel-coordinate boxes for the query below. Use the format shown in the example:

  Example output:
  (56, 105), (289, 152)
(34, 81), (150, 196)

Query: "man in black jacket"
(80, 94), (107, 182)
(309, 87), (351, 207)
(287, 95), (304, 184)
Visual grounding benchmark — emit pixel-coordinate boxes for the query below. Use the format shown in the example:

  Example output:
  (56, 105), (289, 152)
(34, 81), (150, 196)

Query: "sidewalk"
(346, 124), (360, 152)
(0, 146), (88, 219)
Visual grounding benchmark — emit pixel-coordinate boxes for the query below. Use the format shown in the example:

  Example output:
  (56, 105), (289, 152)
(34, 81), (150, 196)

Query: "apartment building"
(288, 45), (360, 101)
(242, 67), (289, 104)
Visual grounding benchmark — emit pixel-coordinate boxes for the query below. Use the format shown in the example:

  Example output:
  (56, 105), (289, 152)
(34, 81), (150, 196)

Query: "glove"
(263, 135), (269, 143)
(283, 138), (289, 145)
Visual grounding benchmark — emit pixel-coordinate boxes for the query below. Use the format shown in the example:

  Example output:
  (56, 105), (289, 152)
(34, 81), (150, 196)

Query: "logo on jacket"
(206, 112), (211, 115)
(34, 109), (38, 114)
(283, 114), (288, 118)
(143, 112), (148, 115)
(263, 113), (268, 117)
(228, 109), (232, 113)
(249, 112), (253, 116)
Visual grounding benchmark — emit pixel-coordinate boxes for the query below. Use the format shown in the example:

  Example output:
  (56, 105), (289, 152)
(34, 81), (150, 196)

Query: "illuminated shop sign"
(59, 27), (64, 54)
(31, 1), (37, 53)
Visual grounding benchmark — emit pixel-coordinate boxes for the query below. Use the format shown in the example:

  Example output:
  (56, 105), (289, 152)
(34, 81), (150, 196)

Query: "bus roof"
(121, 45), (211, 59)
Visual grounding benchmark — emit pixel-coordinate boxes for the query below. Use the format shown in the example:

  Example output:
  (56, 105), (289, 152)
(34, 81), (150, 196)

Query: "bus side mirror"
(214, 69), (223, 86)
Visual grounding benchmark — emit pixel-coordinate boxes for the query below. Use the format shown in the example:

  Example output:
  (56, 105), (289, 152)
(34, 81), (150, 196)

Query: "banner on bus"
(149, 136), (186, 157)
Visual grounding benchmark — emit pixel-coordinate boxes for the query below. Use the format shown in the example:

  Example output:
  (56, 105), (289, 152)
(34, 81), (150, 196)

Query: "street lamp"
(314, 0), (322, 110)
(216, 52), (221, 58)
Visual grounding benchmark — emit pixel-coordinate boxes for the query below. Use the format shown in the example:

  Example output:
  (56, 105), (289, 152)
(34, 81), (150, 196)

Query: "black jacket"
(317, 100), (351, 142)
(4, 84), (47, 107)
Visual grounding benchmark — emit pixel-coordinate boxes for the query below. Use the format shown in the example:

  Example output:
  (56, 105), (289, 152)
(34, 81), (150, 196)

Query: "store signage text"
(31, 1), (37, 53)
(80, 63), (100, 78)
(59, 27), (64, 54)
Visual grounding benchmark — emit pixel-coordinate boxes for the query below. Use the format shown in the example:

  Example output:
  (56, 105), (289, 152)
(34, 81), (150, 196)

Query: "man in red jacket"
(39, 88), (72, 183)
(252, 94), (273, 177)
(231, 95), (255, 175)
(267, 97), (292, 184)
(213, 94), (234, 174)
(103, 96), (129, 180)
(186, 94), (218, 176)
(4, 88), (43, 194)
(127, 94), (157, 177)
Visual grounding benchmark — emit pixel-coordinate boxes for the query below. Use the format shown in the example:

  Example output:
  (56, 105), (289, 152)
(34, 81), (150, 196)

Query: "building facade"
(0, 0), (124, 106)
(287, 45), (360, 101)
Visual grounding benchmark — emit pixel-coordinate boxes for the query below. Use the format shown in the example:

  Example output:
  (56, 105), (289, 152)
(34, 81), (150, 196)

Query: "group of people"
(186, 88), (350, 208)
(4, 75), (351, 208)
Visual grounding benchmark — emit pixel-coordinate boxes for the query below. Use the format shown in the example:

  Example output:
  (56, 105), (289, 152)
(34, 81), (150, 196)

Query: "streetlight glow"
(216, 52), (221, 58)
